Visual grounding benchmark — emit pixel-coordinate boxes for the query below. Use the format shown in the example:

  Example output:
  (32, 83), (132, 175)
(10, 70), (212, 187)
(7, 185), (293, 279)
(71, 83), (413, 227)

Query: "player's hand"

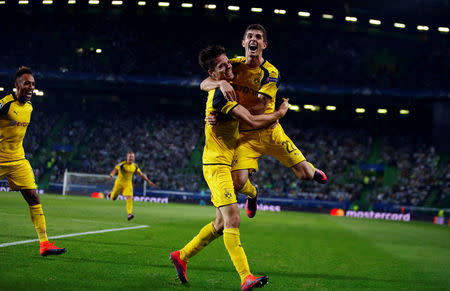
(206, 112), (218, 126)
(108, 175), (113, 180)
(278, 98), (290, 117)
(149, 182), (156, 187)
(219, 80), (237, 101)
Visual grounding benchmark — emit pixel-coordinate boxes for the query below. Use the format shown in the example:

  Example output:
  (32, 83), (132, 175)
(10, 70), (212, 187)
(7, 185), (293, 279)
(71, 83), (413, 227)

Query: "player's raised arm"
(200, 76), (236, 101)
(109, 168), (118, 180)
(230, 98), (289, 129)
(139, 171), (156, 187)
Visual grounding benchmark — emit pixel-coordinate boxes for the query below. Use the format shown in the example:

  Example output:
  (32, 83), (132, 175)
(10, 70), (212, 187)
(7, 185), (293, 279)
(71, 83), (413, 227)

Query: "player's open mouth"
(249, 44), (257, 52)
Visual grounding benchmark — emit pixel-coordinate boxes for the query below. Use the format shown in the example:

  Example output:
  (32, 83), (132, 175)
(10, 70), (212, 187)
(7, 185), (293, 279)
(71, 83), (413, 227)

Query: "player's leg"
(9, 160), (66, 256)
(291, 161), (328, 184)
(123, 185), (134, 220)
(110, 184), (122, 200)
(219, 203), (268, 290)
(232, 137), (261, 218)
(267, 124), (328, 184)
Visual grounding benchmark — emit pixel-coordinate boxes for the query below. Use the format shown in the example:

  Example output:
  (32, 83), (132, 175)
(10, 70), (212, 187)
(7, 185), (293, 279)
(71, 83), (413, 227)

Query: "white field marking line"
(0, 225), (149, 248)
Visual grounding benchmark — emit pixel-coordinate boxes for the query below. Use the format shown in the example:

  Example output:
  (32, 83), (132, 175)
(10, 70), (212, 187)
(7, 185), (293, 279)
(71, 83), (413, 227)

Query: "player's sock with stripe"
(223, 228), (251, 284)
(180, 222), (221, 261)
(126, 198), (133, 215)
(239, 180), (257, 199)
(29, 204), (48, 243)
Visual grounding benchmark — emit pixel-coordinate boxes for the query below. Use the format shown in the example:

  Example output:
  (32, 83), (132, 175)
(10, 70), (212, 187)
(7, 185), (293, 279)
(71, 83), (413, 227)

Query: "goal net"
(62, 170), (116, 196)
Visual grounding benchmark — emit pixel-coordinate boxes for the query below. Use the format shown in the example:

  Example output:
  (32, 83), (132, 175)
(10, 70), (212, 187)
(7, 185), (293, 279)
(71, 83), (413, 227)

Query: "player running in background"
(170, 45), (290, 290)
(108, 151), (156, 220)
(201, 24), (328, 219)
(0, 66), (66, 256)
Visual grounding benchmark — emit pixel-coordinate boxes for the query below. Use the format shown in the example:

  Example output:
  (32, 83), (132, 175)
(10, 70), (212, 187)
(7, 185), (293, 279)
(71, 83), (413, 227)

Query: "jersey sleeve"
(115, 163), (121, 171)
(212, 89), (238, 115)
(134, 164), (142, 174)
(0, 95), (13, 115)
(258, 66), (280, 99)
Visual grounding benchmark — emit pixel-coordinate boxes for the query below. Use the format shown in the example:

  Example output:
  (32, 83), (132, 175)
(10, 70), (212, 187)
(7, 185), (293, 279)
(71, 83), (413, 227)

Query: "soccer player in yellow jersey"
(201, 24), (328, 218)
(170, 45), (290, 291)
(0, 67), (66, 256)
(108, 151), (155, 220)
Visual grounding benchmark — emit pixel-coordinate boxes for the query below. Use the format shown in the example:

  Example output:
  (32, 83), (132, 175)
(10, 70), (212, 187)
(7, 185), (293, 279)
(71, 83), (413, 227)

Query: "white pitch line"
(0, 225), (149, 248)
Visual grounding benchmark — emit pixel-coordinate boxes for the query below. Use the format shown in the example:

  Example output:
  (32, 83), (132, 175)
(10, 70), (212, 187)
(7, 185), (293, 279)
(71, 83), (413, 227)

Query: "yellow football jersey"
(115, 161), (141, 184)
(230, 57), (280, 114)
(202, 88), (239, 166)
(0, 94), (33, 163)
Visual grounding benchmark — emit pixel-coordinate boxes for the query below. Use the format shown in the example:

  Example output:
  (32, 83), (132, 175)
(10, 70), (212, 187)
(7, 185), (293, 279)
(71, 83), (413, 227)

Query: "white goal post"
(63, 169), (116, 196)
(62, 169), (151, 197)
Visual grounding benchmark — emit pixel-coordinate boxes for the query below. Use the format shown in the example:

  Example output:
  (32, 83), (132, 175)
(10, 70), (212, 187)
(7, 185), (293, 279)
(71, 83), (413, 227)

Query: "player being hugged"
(0, 66), (66, 256)
(107, 151), (156, 220)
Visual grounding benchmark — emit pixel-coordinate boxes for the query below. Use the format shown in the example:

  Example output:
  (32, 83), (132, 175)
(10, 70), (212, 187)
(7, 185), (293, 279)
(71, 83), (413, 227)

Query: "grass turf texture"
(0, 191), (449, 290)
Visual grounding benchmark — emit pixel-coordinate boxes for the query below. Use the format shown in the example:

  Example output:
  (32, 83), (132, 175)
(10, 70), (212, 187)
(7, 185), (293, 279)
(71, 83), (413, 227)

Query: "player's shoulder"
(230, 56), (245, 65)
(0, 94), (15, 105)
(261, 60), (279, 73)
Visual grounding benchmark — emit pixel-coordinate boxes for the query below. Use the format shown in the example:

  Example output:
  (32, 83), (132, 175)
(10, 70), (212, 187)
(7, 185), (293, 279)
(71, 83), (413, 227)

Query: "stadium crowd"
(20, 107), (448, 207)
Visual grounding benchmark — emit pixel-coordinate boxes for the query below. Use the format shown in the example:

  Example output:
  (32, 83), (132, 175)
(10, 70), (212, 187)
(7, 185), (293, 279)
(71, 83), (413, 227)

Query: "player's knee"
(213, 221), (224, 233)
(225, 213), (241, 229)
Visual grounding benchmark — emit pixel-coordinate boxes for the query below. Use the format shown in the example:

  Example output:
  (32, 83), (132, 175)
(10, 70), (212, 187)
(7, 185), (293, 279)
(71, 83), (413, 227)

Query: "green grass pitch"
(0, 191), (449, 290)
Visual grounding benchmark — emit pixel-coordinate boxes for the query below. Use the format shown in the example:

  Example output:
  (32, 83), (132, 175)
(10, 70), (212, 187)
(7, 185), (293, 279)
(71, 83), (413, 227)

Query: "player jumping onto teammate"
(201, 24), (328, 219)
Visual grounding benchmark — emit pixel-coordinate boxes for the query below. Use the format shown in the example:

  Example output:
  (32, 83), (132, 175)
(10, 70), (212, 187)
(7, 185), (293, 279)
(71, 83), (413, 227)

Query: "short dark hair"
(198, 45), (226, 72)
(127, 151), (135, 155)
(243, 24), (268, 42)
(15, 66), (33, 82)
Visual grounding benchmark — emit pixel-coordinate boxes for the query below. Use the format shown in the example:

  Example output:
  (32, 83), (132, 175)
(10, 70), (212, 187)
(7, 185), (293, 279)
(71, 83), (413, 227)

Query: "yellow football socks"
(29, 204), (48, 243)
(239, 180), (257, 199)
(223, 228), (251, 284)
(180, 222), (221, 262)
(126, 198), (133, 215)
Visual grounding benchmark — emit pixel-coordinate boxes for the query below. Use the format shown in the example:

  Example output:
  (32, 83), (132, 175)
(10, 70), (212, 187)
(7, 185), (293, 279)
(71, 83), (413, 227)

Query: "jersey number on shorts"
(282, 140), (296, 153)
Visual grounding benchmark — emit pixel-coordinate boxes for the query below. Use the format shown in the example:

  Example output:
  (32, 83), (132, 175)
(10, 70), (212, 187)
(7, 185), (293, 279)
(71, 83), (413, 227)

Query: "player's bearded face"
(242, 30), (267, 57)
(211, 54), (234, 81)
(15, 74), (35, 103)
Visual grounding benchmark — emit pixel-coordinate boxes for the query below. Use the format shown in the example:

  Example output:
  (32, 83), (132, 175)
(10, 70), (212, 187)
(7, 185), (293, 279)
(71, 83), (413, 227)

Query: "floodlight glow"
(345, 16), (357, 22)
(298, 11), (310, 17)
(274, 9), (286, 15)
(96, 48), (102, 53)
(322, 14), (333, 19)
(369, 19), (381, 25)
(33, 90), (44, 96)
(377, 109), (388, 114)
(158, 2), (169, 7)
(289, 105), (300, 112)
(417, 25), (429, 31)
(18, 0), (29, 4)
(68, 0), (76, 4)
(251, 7), (262, 13)
(228, 5), (239, 11)
(399, 109), (410, 115)
(205, 4), (216, 9)
(394, 23), (406, 29)
(137, 1), (146, 6)
(438, 27), (449, 33)
(88, 0), (99, 5)
(13, 88), (17, 92)
(181, 3), (192, 8)
(304, 104), (314, 109)
(0, 87), (4, 91)
(355, 108), (365, 113)
(0, 1), (5, 4)
(326, 106), (336, 111)
(112, 0), (122, 5)
(43, 0), (53, 4)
